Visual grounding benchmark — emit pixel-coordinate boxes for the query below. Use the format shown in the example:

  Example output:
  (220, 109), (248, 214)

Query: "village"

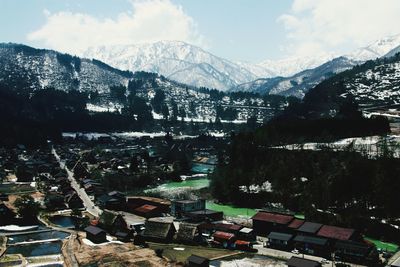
(1, 133), (400, 267)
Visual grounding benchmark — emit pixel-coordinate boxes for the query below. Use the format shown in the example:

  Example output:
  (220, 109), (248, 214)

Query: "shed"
(287, 256), (322, 267)
(85, 225), (107, 244)
(293, 235), (329, 257)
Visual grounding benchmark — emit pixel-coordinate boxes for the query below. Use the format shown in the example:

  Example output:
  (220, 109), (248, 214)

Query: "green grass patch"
(0, 183), (36, 194)
(206, 201), (257, 218)
(364, 237), (399, 253)
(148, 242), (239, 263)
(295, 214), (305, 220)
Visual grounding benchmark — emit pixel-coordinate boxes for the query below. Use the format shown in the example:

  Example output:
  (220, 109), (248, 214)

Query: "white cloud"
(278, 0), (400, 57)
(27, 0), (204, 55)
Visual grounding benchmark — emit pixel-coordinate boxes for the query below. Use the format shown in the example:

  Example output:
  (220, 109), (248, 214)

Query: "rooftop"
(297, 222), (323, 234)
(252, 211), (293, 225)
(317, 225), (355, 241)
(287, 256), (321, 267)
(288, 219), (305, 229)
(268, 231), (293, 242)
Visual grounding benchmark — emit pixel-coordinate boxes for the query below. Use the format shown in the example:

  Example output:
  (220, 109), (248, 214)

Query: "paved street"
(52, 147), (102, 217)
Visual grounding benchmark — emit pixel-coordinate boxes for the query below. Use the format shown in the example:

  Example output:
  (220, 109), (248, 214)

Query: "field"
(148, 242), (240, 263)
(364, 237), (399, 253)
(206, 201), (257, 218)
(0, 183), (36, 194)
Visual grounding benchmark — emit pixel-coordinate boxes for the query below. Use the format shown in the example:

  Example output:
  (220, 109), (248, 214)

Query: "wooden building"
(267, 231), (293, 250)
(141, 218), (176, 243)
(85, 225), (107, 243)
(251, 211), (293, 236)
(293, 235), (329, 258)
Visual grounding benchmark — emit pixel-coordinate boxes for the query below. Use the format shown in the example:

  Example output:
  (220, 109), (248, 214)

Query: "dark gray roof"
(287, 256), (321, 267)
(334, 240), (370, 253)
(177, 223), (198, 241)
(293, 235), (328, 246)
(268, 231), (293, 241)
(85, 225), (105, 235)
(187, 255), (209, 264)
(297, 222), (323, 234)
(143, 220), (175, 239)
(188, 209), (222, 215)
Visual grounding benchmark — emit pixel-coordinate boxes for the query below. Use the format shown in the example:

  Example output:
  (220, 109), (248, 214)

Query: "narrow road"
(52, 147), (102, 217)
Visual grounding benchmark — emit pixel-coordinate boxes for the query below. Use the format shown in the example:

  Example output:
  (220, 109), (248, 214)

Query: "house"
(296, 222), (323, 236)
(234, 240), (254, 251)
(186, 209), (223, 222)
(141, 217), (176, 243)
(212, 231), (236, 248)
(316, 225), (356, 241)
(171, 199), (206, 217)
(334, 240), (379, 265)
(133, 204), (163, 218)
(267, 231), (293, 250)
(176, 223), (201, 244)
(85, 225), (107, 243)
(287, 219), (304, 232)
(251, 211), (294, 236)
(127, 196), (170, 213)
(287, 256), (322, 267)
(210, 223), (242, 235)
(293, 235), (329, 257)
(238, 227), (256, 242)
(65, 192), (84, 209)
(187, 255), (209, 267)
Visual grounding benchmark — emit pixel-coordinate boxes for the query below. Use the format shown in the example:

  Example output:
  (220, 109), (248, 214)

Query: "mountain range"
(81, 34), (400, 96)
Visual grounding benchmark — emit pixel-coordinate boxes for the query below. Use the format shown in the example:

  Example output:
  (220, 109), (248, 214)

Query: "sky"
(1, 0), (400, 63)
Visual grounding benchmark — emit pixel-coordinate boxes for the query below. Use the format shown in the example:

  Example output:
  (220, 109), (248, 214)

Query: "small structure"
(212, 231), (236, 248)
(133, 204), (162, 218)
(142, 217), (176, 243)
(293, 235), (329, 257)
(176, 223), (201, 244)
(251, 211), (293, 236)
(297, 222), (323, 235)
(316, 225), (356, 241)
(238, 227), (256, 242)
(171, 199), (206, 217)
(334, 240), (379, 265)
(84, 225), (107, 243)
(287, 256), (321, 267)
(287, 219), (305, 231)
(267, 231), (293, 250)
(127, 196), (170, 213)
(187, 254), (209, 267)
(186, 209), (223, 222)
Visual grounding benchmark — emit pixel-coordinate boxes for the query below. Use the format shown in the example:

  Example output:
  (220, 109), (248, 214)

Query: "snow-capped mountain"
(256, 53), (338, 77)
(232, 57), (359, 98)
(0, 43), (132, 93)
(347, 34), (400, 61)
(82, 41), (260, 91)
(235, 34), (400, 97)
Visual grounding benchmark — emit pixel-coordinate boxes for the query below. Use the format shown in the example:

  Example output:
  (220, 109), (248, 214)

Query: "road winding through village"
(52, 147), (102, 217)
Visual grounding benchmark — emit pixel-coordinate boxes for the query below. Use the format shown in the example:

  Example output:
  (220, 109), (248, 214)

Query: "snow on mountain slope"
(233, 57), (359, 97)
(347, 34), (400, 61)
(82, 41), (259, 91)
(0, 43), (131, 93)
(257, 53), (337, 77)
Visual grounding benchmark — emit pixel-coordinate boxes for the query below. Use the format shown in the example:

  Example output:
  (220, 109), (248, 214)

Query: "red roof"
(215, 223), (243, 232)
(252, 212), (293, 225)
(317, 225), (355, 240)
(235, 240), (250, 246)
(213, 231), (235, 241)
(134, 204), (158, 213)
(288, 219), (304, 229)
